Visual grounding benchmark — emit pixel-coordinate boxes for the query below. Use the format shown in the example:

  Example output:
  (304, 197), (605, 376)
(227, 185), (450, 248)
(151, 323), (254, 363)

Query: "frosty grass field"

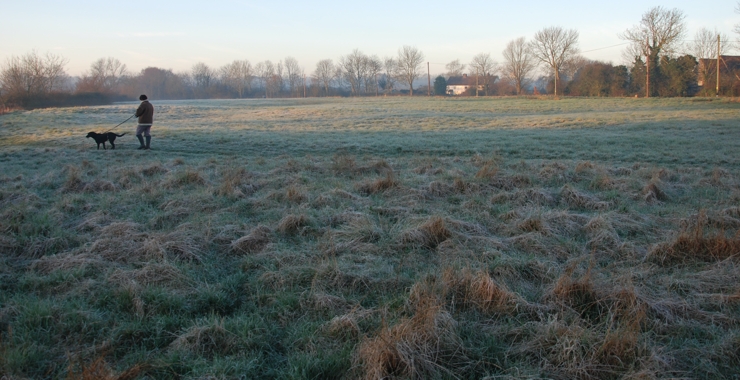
(1, 96), (740, 378)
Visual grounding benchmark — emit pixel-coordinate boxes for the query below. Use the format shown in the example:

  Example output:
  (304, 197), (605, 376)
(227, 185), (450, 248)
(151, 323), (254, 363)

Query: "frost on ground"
(1, 97), (740, 378)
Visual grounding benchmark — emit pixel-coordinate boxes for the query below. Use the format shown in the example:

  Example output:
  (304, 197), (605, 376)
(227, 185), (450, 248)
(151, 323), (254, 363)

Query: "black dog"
(86, 132), (126, 150)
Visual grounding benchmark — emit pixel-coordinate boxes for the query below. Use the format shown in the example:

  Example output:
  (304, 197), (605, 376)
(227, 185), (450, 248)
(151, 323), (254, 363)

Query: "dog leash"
(104, 114), (135, 133)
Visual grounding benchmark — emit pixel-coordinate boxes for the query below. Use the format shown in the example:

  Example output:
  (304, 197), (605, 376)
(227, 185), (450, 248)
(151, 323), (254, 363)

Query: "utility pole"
(303, 73), (306, 98)
(376, 73), (379, 97)
(427, 62), (431, 96)
(476, 70), (479, 97)
(645, 37), (650, 98)
(717, 34), (721, 97)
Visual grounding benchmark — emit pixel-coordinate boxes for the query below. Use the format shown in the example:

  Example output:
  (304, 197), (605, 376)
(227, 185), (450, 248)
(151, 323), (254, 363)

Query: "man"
(134, 94), (154, 150)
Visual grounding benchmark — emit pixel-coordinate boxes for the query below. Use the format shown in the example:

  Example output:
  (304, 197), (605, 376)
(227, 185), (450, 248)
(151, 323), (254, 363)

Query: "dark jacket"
(135, 101), (154, 124)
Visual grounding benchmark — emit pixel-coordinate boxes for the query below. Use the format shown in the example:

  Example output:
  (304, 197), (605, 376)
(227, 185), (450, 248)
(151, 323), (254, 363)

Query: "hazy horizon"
(1, 0), (738, 77)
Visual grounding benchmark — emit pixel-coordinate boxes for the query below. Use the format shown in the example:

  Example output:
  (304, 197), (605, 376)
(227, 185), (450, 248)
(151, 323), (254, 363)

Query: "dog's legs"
(110, 141), (115, 149)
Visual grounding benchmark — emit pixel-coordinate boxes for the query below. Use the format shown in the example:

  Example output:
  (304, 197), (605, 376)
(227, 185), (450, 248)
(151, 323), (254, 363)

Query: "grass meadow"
(1, 96), (740, 379)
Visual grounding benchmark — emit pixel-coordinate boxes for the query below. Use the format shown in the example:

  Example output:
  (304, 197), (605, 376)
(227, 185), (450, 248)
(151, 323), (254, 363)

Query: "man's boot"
(145, 136), (151, 150)
(136, 135), (146, 150)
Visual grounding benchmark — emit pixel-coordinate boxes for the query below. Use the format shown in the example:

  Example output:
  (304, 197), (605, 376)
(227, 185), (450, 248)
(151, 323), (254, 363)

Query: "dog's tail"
(114, 133), (127, 137)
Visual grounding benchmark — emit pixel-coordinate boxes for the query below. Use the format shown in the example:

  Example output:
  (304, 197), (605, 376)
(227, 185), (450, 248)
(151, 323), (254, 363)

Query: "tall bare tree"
(313, 59), (335, 96)
(221, 60), (252, 98)
(382, 57), (398, 94)
(77, 57), (127, 94)
(692, 28), (730, 59)
(469, 53), (497, 96)
(735, 2), (740, 36)
(339, 49), (369, 96)
(365, 55), (383, 96)
(620, 6), (686, 97)
(396, 46), (424, 96)
(0, 50), (68, 98)
(191, 62), (217, 98)
(529, 27), (580, 96)
(255, 60), (277, 98)
(445, 59), (466, 78)
(502, 37), (536, 95)
(284, 57), (302, 97)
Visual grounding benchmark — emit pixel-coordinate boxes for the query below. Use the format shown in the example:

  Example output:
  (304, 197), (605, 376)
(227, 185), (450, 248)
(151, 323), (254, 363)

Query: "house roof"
(446, 75), (477, 86)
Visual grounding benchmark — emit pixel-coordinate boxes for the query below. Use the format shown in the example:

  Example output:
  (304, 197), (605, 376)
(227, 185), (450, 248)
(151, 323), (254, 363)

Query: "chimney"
(462, 74), (467, 79)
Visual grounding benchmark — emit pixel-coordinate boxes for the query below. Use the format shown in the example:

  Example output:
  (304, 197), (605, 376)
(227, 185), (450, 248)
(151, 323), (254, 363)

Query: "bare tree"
(692, 28), (730, 59)
(284, 57), (302, 97)
(256, 60), (280, 98)
(502, 37), (537, 95)
(365, 55), (383, 96)
(735, 2), (740, 36)
(561, 55), (589, 83)
(77, 57), (127, 94)
(620, 6), (686, 96)
(0, 50), (68, 98)
(692, 28), (732, 91)
(469, 53), (497, 96)
(396, 46), (424, 96)
(191, 62), (217, 98)
(382, 57), (398, 94)
(314, 59), (335, 96)
(445, 59), (466, 78)
(529, 26), (580, 96)
(221, 60), (252, 98)
(339, 49), (369, 96)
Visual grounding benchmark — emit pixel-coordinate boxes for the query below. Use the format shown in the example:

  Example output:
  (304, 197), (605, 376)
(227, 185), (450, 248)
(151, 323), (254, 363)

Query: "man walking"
(135, 94), (154, 150)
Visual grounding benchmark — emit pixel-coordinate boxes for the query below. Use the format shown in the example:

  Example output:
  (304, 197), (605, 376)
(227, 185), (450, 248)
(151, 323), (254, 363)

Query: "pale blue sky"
(1, 0), (737, 76)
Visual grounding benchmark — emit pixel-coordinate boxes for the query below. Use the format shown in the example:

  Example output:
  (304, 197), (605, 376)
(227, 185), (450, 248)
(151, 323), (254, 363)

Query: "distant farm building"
(697, 55), (740, 96)
(446, 74), (484, 96)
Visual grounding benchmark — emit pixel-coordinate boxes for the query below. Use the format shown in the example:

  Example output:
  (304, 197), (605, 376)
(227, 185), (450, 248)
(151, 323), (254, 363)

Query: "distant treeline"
(2, 5), (740, 110)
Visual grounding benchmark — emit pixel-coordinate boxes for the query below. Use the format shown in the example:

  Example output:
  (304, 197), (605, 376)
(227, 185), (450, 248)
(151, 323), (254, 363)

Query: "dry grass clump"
(82, 179), (116, 193)
(559, 185), (610, 211)
(642, 182), (667, 203)
(489, 174), (531, 190)
(169, 318), (237, 357)
(648, 215), (740, 265)
(164, 168), (207, 188)
(285, 185), (307, 203)
(61, 165), (85, 192)
(584, 215), (622, 252)
(214, 167), (258, 198)
(540, 162), (567, 181)
(107, 262), (189, 289)
(517, 188), (555, 206)
(277, 214), (311, 235)
(141, 163), (168, 176)
(517, 216), (548, 234)
(230, 226), (271, 254)
(333, 154), (391, 176)
(66, 355), (144, 380)
(589, 173), (614, 190)
(325, 216), (381, 255)
(475, 164), (499, 179)
(550, 266), (602, 321)
(575, 161), (596, 174)
(87, 222), (202, 263)
(326, 308), (376, 340)
(332, 154), (357, 174)
(399, 216), (451, 250)
(611, 167), (633, 176)
(426, 180), (454, 197)
(441, 268), (519, 313)
(31, 252), (104, 275)
(355, 300), (469, 380)
(356, 171), (398, 195)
